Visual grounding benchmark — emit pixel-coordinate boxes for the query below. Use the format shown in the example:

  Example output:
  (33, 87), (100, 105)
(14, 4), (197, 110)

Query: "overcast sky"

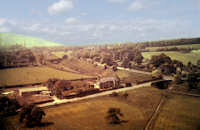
(0, 0), (200, 45)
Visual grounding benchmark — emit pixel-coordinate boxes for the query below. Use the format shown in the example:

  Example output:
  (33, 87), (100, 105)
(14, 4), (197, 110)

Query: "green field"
(0, 33), (62, 48)
(142, 51), (200, 65)
(7, 87), (163, 130)
(152, 94), (200, 130)
(0, 67), (92, 87)
(146, 44), (200, 51)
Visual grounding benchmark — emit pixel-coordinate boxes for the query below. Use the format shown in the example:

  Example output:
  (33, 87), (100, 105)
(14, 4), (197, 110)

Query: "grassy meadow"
(0, 67), (92, 87)
(7, 87), (163, 130)
(0, 33), (62, 48)
(152, 94), (200, 130)
(142, 51), (200, 65)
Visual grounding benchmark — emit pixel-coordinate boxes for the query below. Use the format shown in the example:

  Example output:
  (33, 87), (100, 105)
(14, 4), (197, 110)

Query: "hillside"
(0, 33), (63, 48)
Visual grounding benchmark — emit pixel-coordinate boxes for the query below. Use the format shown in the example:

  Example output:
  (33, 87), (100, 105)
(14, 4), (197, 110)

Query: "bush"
(19, 104), (45, 127)
(123, 93), (129, 98)
(111, 92), (119, 97)
(125, 83), (132, 87)
(0, 96), (20, 116)
(106, 108), (123, 124)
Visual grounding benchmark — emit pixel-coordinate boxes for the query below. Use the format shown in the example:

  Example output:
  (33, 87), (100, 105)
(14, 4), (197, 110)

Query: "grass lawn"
(142, 51), (200, 65)
(146, 44), (200, 51)
(7, 87), (163, 130)
(0, 66), (92, 87)
(152, 94), (200, 130)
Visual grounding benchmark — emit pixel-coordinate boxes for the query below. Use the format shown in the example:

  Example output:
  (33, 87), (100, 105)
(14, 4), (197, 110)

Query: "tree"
(197, 60), (200, 67)
(62, 55), (68, 59)
(106, 108), (123, 124)
(0, 96), (20, 116)
(133, 50), (143, 64)
(123, 93), (129, 98)
(187, 73), (200, 90)
(112, 65), (117, 72)
(19, 104), (45, 127)
(149, 53), (172, 68)
(174, 73), (182, 84)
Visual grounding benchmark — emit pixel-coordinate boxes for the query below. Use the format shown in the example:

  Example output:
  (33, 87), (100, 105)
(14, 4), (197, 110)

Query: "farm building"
(18, 95), (54, 105)
(18, 86), (49, 96)
(97, 77), (120, 90)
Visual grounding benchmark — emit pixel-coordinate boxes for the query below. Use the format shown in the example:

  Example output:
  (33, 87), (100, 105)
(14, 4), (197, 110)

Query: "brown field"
(0, 66), (92, 87)
(6, 87), (163, 130)
(152, 94), (200, 130)
(60, 58), (105, 76)
(115, 70), (153, 84)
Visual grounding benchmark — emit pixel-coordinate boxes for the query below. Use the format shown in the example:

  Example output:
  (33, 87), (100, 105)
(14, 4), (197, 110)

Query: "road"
(38, 81), (152, 108)
(95, 62), (173, 80)
(38, 61), (173, 108)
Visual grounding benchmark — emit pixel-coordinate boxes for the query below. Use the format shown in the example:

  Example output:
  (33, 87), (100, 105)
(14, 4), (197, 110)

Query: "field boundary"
(145, 96), (165, 130)
(168, 90), (200, 98)
(0, 77), (97, 89)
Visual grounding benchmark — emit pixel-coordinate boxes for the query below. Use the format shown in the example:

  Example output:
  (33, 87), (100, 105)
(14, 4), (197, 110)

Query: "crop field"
(0, 67), (92, 87)
(146, 44), (200, 51)
(142, 51), (200, 65)
(115, 70), (153, 84)
(152, 94), (200, 130)
(7, 87), (163, 130)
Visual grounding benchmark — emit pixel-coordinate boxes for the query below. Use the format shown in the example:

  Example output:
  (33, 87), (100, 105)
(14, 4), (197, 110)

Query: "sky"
(0, 0), (200, 45)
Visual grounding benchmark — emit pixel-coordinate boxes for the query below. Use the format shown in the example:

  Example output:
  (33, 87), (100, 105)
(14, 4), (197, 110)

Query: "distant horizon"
(0, 0), (200, 45)
(1, 32), (200, 47)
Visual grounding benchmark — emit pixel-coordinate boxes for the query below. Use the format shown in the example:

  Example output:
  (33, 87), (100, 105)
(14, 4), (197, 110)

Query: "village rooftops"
(98, 77), (120, 83)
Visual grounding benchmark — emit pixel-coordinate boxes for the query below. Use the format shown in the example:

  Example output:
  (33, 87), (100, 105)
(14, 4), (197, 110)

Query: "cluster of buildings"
(1, 76), (122, 106)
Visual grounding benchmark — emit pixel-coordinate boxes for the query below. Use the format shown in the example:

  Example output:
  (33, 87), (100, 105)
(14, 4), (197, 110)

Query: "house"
(97, 77), (120, 90)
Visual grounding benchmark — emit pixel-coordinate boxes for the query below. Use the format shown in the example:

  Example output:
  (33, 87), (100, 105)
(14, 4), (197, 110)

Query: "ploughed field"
(0, 66), (92, 87)
(152, 94), (200, 130)
(142, 51), (200, 65)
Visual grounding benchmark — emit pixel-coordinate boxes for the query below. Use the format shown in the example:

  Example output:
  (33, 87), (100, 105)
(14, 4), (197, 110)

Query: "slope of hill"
(0, 33), (63, 48)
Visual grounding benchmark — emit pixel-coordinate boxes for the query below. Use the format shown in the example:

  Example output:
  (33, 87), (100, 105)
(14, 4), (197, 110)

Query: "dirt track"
(38, 82), (152, 108)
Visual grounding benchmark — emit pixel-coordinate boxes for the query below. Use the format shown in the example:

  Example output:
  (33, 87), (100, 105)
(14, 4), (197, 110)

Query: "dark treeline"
(149, 47), (198, 53)
(140, 37), (200, 48)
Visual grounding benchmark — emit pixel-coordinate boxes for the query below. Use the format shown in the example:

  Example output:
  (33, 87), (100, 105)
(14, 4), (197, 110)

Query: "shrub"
(106, 108), (123, 124)
(111, 92), (119, 97)
(0, 96), (20, 116)
(123, 93), (129, 98)
(19, 104), (45, 127)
